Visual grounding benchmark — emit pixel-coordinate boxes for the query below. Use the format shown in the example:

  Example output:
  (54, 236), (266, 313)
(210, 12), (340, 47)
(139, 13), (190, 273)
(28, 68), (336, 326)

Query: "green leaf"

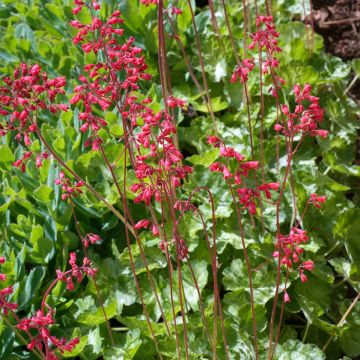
(193, 97), (228, 113)
(329, 257), (360, 291)
(333, 209), (360, 264)
(73, 295), (118, 325)
(339, 301), (360, 357)
(274, 339), (325, 359)
(179, 260), (208, 309)
(223, 259), (282, 305)
(0, 50), (18, 63)
(177, 0), (192, 31)
(352, 59), (360, 77)
(17, 266), (46, 310)
(74, 150), (103, 180)
(34, 184), (54, 204)
(103, 329), (142, 360)
(29, 225), (54, 264)
(187, 148), (219, 167)
(110, 124), (124, 137)
(118, 1), (143, 33)
(0, 324), (14, 359)
(0, 145), (15, 169)
(216, 230), (255, 254)
(88, 327), (103, 355)
(14, 246), (26, 281)
(340, 328), (360, 358)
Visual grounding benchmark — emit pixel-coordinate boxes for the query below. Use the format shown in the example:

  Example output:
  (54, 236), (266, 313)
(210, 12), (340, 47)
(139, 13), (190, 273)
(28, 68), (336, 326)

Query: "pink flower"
(309, 129), (328, 138)
(167, 96), (186, 108)
(134, 219), (151, 230)
(281, 105), (289, 115)
(207, 136), (221, 146)
(222, 166), (232, 179)
(209, 162), (223, 173)
(17, 309), (79, 357)
(284, 291), (291, 303)
(302, 260), (314, 271)
(309, 193), (326, 208)
(171, 6), (182, 15)
(299, 271), (308, 283)
(151, 224), (159, 236)
(84, 233), (101, 248)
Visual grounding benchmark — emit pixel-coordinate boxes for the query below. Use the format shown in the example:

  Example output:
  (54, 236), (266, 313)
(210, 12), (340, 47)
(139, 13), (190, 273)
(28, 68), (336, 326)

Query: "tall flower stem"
(268, 137), (303, 359)
(227, 182), (259, 360)
(68, 197), (115, 346)
(32, 118), (135, 237)
(185, 0), (218, 133)
(98, 144), (171, 337)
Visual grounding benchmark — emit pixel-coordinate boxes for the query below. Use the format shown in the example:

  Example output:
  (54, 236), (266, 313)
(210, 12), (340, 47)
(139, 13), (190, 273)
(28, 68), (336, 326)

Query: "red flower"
(134, 219), (151, 230)
(0, 260), (18, 315)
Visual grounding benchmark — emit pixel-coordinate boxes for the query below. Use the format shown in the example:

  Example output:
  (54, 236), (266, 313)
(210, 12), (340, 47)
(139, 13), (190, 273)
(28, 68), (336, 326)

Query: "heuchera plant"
(0, 0), (338, 359)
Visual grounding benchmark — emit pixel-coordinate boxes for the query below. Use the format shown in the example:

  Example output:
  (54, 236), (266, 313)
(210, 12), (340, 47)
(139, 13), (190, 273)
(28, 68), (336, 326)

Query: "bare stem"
(32, 118), (135, 237)
(227, 182), (259, 359)
(322, 293), (360, 353)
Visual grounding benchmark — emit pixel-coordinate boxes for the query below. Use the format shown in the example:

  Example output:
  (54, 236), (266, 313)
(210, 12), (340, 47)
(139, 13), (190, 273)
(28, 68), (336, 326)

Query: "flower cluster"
(0, 63), (67, 173)
(70, 3), (152, 150)
(249, 16), (281, 57)
(274, 84), (328, 138)
(207, 136), (279, 214)
(55, 171), (84, 200)
(158, 237), (188, 260)
(309, 193), (326, 209)
(83, 233), (101, 248)
(230, 59), (255, 84)
(0, 63), (67, 145)
(130, 109), (192, 205)
(17, 308), (79, 358)
(167, 96), (186, 109)
(0, 257), (17, 315)
(70, 1), (193, 263)
(12, 151), (49, 172)
(56, 252), (97, 291)
(140, 0), (158, 6)
(249, 15), (285, 97)
(273, 228), (315, 285)
(237, 182), (279, 215)
(15, 251), (97, 357)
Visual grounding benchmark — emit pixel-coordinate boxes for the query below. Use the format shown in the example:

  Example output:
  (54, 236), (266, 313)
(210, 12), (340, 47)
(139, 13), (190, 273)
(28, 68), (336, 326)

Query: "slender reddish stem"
(185, 0), (218, 133)
(68, 198), (115, 346)
(268, 137), (304, 358)
(227, 181), (259, 359)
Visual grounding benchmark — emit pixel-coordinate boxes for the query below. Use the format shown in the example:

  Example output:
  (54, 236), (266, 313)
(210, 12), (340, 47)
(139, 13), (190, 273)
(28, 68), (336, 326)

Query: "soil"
(311, 0), (360, 103)
(311, 0), (360, 166)
(312, 0), (360, 60)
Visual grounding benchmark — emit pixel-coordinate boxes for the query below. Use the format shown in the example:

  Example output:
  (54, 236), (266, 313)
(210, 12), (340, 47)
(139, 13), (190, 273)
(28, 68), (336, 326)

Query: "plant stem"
(2, 316), (45, 360)
(33, 119), (135, 237)
(322, 293), (360, 353)
(227, 182), (258, 359)
(68, 197), (115, 346)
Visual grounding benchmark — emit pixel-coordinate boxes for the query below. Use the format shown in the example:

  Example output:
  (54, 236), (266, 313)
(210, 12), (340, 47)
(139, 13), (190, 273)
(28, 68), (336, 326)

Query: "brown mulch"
(312, 0), (360, 60)
(311, 0), (360, 103)
(311, 0), (360, 164)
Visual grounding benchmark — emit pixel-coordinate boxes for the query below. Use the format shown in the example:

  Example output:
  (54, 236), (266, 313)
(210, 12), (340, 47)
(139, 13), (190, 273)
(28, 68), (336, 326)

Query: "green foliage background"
(0, 0), (359, 359)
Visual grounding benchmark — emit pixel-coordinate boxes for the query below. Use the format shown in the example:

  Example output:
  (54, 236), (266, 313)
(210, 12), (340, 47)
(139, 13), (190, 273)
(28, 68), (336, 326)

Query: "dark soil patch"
(311, 0), (360, 165)
(311, 0), (360, 103)
(312, 0), (360, 60)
